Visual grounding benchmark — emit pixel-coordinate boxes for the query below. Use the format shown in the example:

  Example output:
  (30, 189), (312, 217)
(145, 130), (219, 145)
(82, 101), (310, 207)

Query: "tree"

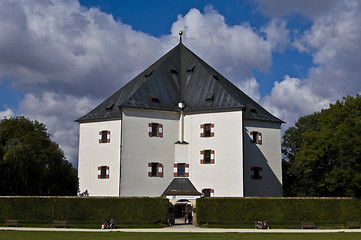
(0, 116), (78, 196)
(283, 95), (361, 197)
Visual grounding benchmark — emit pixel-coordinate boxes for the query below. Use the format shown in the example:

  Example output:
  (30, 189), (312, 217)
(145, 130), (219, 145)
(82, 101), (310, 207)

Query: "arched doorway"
(174, 199), (193, 224)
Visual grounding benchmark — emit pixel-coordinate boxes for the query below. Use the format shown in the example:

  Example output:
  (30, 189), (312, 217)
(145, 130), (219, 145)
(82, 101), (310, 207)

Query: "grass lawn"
(1, 231), (361, 240)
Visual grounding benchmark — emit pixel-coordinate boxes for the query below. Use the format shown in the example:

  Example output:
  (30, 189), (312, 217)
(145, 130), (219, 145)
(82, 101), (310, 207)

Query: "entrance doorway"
(173, 199), (193, 224)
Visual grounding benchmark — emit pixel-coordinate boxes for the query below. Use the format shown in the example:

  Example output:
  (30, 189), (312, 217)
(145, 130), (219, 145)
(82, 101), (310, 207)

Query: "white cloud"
(18, 92), (95, 167)
(260, 0), (361, 130)
(237, 77), (261, 102)
(170, 8), (274, 81)
(0, 0), (166, 98)
(0, 108), (14, 119)
(262, 75), (329, 129)
(261, 19), (290, 53)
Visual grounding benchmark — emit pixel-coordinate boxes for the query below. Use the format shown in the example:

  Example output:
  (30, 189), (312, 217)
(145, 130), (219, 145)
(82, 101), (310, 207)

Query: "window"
(148, 162), (163, 177)
(200, 123), (214, 137)
(174, 163), (189, 177)
(200, 150), (215, 164)
(251, 167), (262, 180)
(177, 163), (185, 177)
(148, 123), (163, 137)
(98, 166), (109, 179)
(202, 188), (214, 197)
(250, 131), (262, 144)
(99, 130), (110, 143)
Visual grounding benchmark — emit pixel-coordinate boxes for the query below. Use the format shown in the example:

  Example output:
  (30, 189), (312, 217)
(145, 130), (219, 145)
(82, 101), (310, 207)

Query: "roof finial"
(179, 29), (183, 43)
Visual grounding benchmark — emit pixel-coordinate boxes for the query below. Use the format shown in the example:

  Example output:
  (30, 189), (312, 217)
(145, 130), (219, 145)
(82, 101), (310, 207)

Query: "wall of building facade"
(78, 119), (122, 196)
(243, 119), (282, 197)
(183, 110), (244, 197)
(120, 108), (180, 197)
(78, 108), (282, 198)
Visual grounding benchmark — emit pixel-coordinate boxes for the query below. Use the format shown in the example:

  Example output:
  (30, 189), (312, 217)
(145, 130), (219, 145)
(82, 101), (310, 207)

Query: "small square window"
(99, 130), (110, 143)
(250, 131), (262, 144)
(151, 162), (158, 176)
(201, 123), (214, 137)
(101, 131), (108, 143)
(152, 123), (159, 137)
(251, 167), (262, 180)
(202, 188), (214, 197)
(204, 150), (211, 163)
(177, 163), (185, 177)
(148, 162), (163, 177)
(204, 124), (211, 137)
(98, 166), (109, 179)
(149, 123), (163, 137)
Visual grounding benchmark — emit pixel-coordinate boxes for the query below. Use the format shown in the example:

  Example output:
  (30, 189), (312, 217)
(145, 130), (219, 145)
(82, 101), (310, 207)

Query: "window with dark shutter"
(99, 130), (110, 143)
(204, 150), (211, 163)
(204, 124), (211, 137)
(200, 123), (214, 137)
(98, 166), (109, 179)
(250, 131), (262, 144)
(152, 123), (158, 137)
(149, 123), (163, 137)
(148, 162), (163, 177)
(151, 162), (158, 176)
(177, 163), (185, 177)
(201, 150), (215, 164)
(251, 167), (263, 180)
(202, 188), (214, 197)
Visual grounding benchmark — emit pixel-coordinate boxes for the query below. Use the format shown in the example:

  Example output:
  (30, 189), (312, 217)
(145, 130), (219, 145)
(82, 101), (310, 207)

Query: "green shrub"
(0, 197), (168, 226)
(196, 198), (361, 226)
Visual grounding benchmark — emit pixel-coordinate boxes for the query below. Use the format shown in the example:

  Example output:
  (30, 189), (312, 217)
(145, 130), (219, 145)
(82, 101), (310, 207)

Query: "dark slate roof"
(161, 178), (202, 197)
(77, 43), (283, 123)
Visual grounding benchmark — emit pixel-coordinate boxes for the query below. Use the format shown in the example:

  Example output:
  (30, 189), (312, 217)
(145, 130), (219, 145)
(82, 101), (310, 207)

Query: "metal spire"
(179, 29), (183, 43)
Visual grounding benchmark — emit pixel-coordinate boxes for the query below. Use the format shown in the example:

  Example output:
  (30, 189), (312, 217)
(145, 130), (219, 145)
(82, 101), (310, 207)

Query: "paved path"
(2, 225), (361, 233)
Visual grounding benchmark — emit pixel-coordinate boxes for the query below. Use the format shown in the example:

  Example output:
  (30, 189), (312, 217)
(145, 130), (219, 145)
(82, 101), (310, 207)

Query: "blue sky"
(0, 0), (360, 166)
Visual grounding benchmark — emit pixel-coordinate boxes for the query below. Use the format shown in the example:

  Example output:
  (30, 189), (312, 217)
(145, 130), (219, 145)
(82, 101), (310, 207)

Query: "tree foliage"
(0, 116), (78, 196)
(283, 95), (361, 197)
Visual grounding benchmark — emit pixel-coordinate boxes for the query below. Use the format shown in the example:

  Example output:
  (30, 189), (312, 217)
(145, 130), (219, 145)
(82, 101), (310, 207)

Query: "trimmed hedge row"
(0, 197), (168, 225)
(196, 198), (361, 225)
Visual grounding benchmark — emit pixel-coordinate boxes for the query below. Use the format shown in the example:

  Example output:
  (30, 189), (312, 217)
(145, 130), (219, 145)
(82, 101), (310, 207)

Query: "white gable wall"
(78, 119), (121, 196)
(183, 110), (244, 197)
(120, 108), (179, 197)
(243, 120), (282, 196)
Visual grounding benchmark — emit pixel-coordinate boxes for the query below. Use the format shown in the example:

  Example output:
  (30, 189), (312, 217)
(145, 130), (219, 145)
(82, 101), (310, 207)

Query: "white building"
(77, 40), (284, 200)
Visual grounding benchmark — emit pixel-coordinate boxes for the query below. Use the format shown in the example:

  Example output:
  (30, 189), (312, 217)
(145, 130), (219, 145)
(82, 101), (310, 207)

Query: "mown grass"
(1, 231), (361, 240)
(202, 222), (348, 229)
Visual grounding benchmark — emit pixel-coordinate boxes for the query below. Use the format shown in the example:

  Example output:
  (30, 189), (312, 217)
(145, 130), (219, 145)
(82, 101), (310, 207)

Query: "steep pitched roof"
(77, 43), (283, 123)
(161, 178), (202, 197)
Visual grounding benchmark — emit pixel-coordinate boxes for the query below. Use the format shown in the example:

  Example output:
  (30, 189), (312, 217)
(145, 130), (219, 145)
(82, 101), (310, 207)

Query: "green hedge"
(0, 197), (168, 226)
(196, 198), (361, 226)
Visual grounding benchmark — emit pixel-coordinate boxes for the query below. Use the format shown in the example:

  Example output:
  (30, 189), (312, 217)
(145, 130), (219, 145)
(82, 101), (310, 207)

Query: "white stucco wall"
(78, 119), (121, 196)
(77, 108), (282, 198)
(183, 110), (244, 197)
(243, 120), (282, 197)
(120, 108), (179, 197)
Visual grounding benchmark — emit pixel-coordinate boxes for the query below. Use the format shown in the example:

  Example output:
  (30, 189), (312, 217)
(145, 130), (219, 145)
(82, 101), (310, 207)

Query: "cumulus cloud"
(261, 19), (290, 53)
(263, 0), (361, 129)
(262, 76), (329, 128)
(237, 77), (261, 102)
(170, 8), (274, 81)
(0, 0), (166, 98)
(18, 92), (94, 166)
(0, 108), (14, 119)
